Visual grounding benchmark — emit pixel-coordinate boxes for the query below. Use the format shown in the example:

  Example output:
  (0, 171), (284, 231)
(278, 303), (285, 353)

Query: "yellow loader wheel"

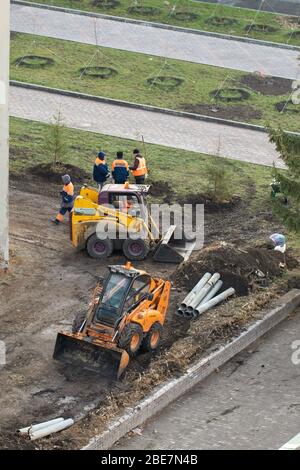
(118, 323), (143, 357)
(141, 322), (163, 352)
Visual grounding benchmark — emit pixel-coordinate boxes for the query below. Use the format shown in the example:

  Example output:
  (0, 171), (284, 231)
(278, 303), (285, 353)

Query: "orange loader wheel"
(118, 323), (143, 357)
(141, 322), (163, 352)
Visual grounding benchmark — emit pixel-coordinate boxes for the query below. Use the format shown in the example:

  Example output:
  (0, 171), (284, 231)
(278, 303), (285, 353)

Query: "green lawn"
(10, 116), (300, 251)
(10, 33), (300, 131)
(10, 116), (273, 203)
(25, 0), (300, 46)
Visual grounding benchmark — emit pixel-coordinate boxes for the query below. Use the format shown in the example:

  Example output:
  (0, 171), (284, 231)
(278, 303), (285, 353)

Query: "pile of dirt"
(288, 274), (300, 290)
(240, 74), (293, 96)
(0, 432), (35, 450)
(180, 103), (262, 120)
(179, 193), (241, 213)
(148, 180), (175, 202)
(29, 162), (90, 183)
(172, 242), (298, 296)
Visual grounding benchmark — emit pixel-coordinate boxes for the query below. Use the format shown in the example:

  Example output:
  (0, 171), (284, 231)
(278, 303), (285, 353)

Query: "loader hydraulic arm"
(149, 280), (171, 319)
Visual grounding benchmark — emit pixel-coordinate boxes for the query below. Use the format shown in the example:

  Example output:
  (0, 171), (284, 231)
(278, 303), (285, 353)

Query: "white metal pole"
(0, 0), (10, 270)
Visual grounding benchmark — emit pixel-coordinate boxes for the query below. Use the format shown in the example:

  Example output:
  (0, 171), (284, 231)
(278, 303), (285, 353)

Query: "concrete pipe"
(180, 273), (212, 309)
(199, 280), (223, 306)
(194, 288), (235, 317)
(29, 418), (74, 440)
(186, 273), (221, 312)
(18, 417), (64, 435)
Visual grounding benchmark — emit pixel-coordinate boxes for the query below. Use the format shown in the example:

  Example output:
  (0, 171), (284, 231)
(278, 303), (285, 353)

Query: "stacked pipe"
(18, 417), (74, 440)
(177, 272), (235, 319)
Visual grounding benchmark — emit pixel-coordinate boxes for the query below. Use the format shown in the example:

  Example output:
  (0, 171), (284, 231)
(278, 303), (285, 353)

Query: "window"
(124, 275), (151, 311)
(109, 194), (139, 213)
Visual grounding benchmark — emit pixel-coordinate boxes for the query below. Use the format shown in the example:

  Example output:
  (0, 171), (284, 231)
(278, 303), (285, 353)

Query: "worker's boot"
(51, 218), (60, 225)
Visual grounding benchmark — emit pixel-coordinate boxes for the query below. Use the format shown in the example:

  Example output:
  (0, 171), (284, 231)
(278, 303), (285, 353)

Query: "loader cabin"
(94, 265), (152, 327)
(98, 183), (150, 214)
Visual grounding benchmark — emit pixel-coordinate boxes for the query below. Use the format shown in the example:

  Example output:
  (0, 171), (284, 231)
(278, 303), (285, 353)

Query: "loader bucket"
(153, 225), (196, 263)
(53, 332), (130, 379)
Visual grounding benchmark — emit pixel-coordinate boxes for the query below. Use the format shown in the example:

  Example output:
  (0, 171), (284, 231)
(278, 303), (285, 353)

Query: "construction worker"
(111, 151), (129, 184)
(52, 174), (74, 225)
(130, 148), (148, 184)
(93, 151), (110, 190)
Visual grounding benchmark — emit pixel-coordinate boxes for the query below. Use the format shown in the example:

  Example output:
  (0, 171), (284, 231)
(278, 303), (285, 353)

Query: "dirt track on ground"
(0, 176), (294, 449)
(0, 180), (182, 446)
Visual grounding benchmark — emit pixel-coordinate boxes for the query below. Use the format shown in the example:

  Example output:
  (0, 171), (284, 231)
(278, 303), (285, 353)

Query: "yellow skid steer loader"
(70, 183), (195, 263)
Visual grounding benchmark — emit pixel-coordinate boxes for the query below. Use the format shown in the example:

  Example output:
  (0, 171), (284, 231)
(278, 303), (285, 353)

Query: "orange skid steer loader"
(53, 263), (170, 379)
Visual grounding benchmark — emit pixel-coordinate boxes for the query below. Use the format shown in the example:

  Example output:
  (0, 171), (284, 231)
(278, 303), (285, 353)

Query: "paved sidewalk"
(10, 85), (282, 167)
(11, 3), (300, 80)
(114, 311), (300, 450)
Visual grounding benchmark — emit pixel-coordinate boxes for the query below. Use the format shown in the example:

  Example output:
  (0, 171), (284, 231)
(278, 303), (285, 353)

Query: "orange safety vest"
(111, 159), (129, 170)
(95, 157), (106, 166)
(131, 156), (147, 177)
(63, 182), (74, 196)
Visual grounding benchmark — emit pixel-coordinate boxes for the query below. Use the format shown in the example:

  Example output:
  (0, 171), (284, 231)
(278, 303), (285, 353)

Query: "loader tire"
(72, 310), (87, 333)
(86, 234), (113, 259)
(141, 322), (163, 352)
(118, 323), (143, 357)
(122, 238), (150, 261)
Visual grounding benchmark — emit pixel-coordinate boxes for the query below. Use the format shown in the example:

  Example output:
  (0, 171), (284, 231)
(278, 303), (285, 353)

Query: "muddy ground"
(180, 103), (263, 121)
(0, 175), (297, 449)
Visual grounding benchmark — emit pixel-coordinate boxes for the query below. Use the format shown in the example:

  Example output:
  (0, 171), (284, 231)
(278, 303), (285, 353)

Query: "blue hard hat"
(98, 151), (106, 159)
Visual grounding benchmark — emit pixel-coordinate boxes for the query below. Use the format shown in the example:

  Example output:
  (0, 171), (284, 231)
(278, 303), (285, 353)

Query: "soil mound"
(148, 181), (175, 202)
(179, 193), (240, 213)
(240, 74), (293, 96)
(29, 163), (90, 183)
(181, 103), (262, 121)
(173, 242), (297, 296)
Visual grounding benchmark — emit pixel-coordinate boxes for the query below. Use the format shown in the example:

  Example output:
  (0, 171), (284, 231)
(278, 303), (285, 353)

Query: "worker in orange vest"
(130, 149), (148, 184)
(52, 174), (74, 225)
(111, 151), (129, 184)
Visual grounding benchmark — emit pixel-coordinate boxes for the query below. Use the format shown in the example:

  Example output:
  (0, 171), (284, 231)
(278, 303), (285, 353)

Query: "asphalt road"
(10, 85), (283, 167)
(114, 310), (300, 450)
(11, 3), (300, 80)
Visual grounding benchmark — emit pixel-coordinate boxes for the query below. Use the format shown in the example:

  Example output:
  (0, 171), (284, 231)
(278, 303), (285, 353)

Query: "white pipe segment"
(187, 273), (221, 312)
(29, 418), (74, 440)
(199, 280), (223, 306)
(180, 273), (212, 308)
(194, 288), (235, 317)
(18, 418), (65, 435)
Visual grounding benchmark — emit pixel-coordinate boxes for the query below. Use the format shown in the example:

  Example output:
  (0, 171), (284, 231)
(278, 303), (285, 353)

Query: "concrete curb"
(12, 0), (300, 52)
(82, 289), (300, 450)
(9, 80), (269, 134)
